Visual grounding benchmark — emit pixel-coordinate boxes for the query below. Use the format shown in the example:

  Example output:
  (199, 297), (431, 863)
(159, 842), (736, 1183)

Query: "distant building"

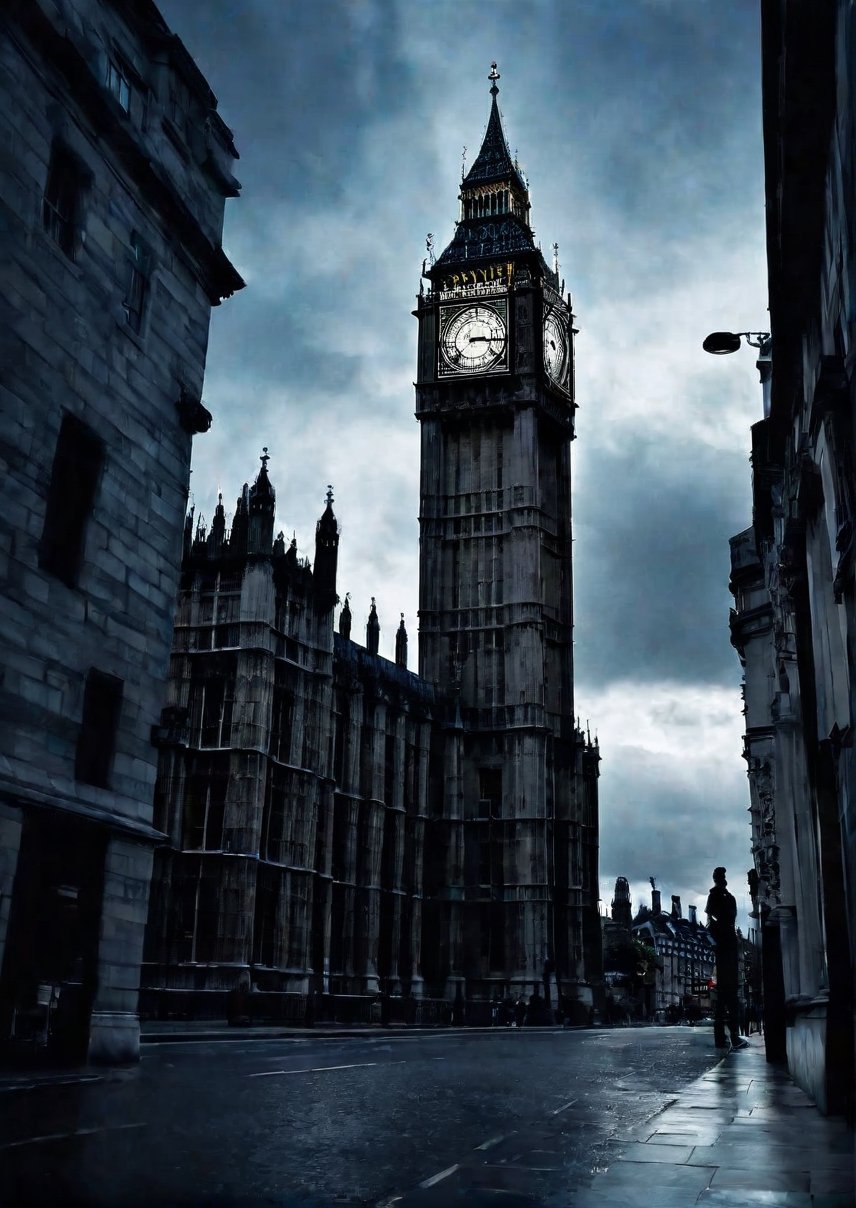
(143, 70), (602, 1022)
(610, 875), (632, 929)
(728, 0), (855, 1115)
(0, 0), (241, 1062)
(631, 884), (716, 1022)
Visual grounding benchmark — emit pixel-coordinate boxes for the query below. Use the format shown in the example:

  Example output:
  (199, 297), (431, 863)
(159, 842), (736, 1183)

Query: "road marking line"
(248, 1061), (379, 1078)
(475, 1134), (505, 1151)
(1, 1122), (146, 1150)
(418, 1164), (459, 1188)
(551, 1098), (578, 1115)
(0, 1074), (103, 1094)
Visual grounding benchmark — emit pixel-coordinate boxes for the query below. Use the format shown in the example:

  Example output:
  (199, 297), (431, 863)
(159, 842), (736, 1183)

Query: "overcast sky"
(158, 0), (768, 928)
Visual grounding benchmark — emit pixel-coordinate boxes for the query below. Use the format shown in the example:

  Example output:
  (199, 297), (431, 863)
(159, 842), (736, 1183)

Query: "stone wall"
(0, 0), (240, 1063)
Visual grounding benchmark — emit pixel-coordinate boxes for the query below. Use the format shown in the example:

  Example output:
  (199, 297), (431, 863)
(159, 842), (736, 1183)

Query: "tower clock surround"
(438, 300), (509, 377)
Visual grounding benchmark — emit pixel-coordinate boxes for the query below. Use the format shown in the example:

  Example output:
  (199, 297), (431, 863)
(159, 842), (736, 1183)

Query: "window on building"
(106, 58), (132, 112)
(383, 733), (396, 805)
(189, 662), (236, 749)
(331, 806), (348, 882)
(43, 144), (84, 259)
(193, 867), (220, 963)
(75, 669), (123, 788)
(40, 413), (104, 586)
(478, 768), (502, 819)
(174, 869), (198, 963)
(167, 71), (191, 137)
(464, 825), (490, 888)
(253, 866), (280, 966)
(182, 756), (228, 850)
(332, 692), (348, 786)
(301, 701), (320, 770)
(403, 740), (416, 814)
(287, 877), (309, 968)
(381, 810), (397, 890)
(123, 231), (152, 333)
(270, 668), (295, 764)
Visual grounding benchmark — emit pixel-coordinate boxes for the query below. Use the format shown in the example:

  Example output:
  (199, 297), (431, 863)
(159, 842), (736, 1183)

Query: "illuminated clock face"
(543, 310), (569, 388)
(439, 302), (508, 376)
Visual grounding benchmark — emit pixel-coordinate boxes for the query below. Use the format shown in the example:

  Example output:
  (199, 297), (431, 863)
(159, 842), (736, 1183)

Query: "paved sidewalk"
(567, 1035), (854, 1208)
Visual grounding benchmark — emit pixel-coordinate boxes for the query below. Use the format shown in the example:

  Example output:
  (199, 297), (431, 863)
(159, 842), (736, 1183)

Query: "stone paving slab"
(569, 1036), (854, 1207)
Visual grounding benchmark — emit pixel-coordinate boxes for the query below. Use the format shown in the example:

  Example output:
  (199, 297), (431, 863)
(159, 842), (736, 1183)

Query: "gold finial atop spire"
(260, 446), (270, 470)
(488, 62), (500, 96)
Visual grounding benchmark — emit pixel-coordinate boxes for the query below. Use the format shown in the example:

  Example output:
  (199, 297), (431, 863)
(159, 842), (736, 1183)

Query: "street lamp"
(703, 329), (772, 417)
(702, 330), (769, 355)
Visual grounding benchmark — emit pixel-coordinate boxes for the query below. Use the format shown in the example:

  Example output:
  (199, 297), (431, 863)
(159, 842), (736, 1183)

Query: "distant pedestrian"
(706, 867), (748, 1050)
(526, 987), (544, 1026)
(514, 995), (526, 1028)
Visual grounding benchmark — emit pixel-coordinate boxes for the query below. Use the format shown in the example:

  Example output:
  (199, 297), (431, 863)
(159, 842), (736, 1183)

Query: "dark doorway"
(0, 812), (106, 1065)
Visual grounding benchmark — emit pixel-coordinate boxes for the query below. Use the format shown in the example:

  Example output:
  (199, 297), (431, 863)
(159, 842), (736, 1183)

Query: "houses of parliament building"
(143, 67), (602, 1022)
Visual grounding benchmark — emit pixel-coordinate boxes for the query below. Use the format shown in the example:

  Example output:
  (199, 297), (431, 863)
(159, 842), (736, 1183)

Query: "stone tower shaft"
(413, 68), (596, 1007)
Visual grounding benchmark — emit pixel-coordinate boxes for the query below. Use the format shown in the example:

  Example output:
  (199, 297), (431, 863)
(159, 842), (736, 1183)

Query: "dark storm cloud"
(573, 434), (748, 689)
(602, 755), (747, 884)
(159, 0), (414, 205)
(598, 732), (753, 920)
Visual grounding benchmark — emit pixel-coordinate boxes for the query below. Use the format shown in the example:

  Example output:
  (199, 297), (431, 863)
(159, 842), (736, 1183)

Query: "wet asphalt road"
(0, 1026), (720, 1206)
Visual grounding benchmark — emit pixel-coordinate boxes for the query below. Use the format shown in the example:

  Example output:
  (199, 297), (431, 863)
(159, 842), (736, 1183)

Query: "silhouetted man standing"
(705, 867), (748, 1050)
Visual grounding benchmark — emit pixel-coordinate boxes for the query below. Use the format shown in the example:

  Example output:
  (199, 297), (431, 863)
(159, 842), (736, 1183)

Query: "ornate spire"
(434, 64), (534, 271)
(462, 63), (524, 190)
(247, 449), (275, 553)
(395, 613), (408, 669)
(208, 491), (226, 553)
(314, 484), (338, 612)
(249, 447), (275, 513)
(183, 506), (195, 559)
(316, 484), (338, 539)
(229, 485), (248, 554)
(339, 593), (352, 639)
(366, 596), (380, 656)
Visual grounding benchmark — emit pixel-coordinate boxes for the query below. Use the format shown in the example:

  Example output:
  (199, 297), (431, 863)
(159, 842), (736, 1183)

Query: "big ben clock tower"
(415, 66), (600, 1014)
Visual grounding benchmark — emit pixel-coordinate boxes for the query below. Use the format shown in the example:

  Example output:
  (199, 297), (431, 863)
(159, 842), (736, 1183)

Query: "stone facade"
(729, 0), (855, 1116)
(142, 75), (601, 1022)
(0, 0), (240, 1063)
(142, 477), (446, 1008)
